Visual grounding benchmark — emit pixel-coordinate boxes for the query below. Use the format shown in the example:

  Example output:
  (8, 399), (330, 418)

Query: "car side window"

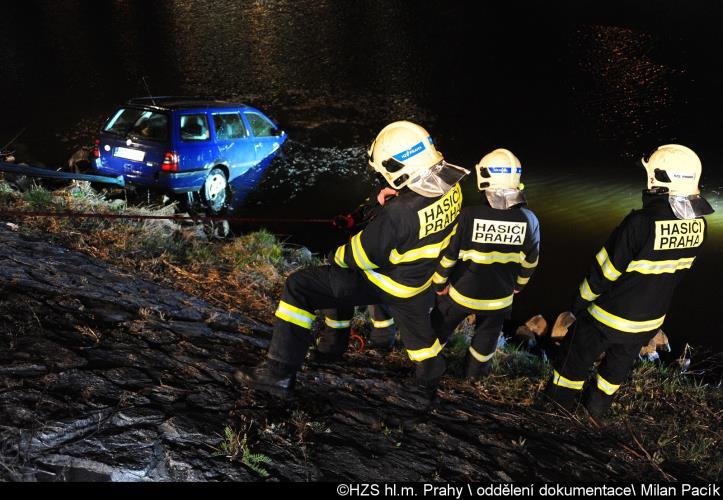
(213, 113), (247, 140)
(245, 112), (276, 137)
(180, 114), (210, 141)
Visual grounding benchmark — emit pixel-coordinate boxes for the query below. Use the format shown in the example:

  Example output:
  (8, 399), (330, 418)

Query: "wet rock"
(0, 226), (681, 482)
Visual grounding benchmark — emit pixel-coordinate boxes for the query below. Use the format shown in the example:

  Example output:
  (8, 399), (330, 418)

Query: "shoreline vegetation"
(0, 179), (720, 481)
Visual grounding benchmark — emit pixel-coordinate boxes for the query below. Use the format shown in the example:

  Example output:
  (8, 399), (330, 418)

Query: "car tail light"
(92, 138), (100, 158)
(161, 151), (179, 172)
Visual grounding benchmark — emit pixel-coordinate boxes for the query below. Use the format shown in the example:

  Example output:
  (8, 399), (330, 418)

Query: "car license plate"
(115, 147), (145, 162)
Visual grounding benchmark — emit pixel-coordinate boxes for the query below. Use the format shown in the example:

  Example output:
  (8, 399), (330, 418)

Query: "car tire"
(202, 167), (228, 214)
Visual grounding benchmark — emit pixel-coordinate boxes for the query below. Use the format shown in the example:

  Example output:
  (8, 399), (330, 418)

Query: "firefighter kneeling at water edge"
(431, 149), (540, 380)
(236, 121), (468, 401)
(544, 144), (713, 421)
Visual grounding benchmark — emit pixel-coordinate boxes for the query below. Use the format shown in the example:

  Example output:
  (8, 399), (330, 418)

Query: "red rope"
(0, 209), (331, 225)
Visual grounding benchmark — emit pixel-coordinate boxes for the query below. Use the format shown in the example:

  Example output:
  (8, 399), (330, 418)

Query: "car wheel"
(202, 167), (228, 214)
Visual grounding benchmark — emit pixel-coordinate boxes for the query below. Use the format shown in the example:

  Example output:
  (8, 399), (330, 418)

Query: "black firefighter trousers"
(268, 265), (445, 381)
(432, 294), (505, 377)
(317, 304), (397, 355)
(547, 310), (657, 417)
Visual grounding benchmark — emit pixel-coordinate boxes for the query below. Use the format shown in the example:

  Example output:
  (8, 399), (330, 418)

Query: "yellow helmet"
(368, 121), (444, 190)
(475, 148), (522, 191)
(642, 144), (701, 196)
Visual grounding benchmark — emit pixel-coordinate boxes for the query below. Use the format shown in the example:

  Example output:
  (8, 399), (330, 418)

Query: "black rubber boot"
(582, 384), (614, 424)
(400, 376), (441, 411)
(233, 359), (298, 400)
(465, 355), (493, 381)
(402, 356), (445, 410)
(312, 330), (349, 363)
(367, 329), (396, 351)
(537, 379), (580, 413)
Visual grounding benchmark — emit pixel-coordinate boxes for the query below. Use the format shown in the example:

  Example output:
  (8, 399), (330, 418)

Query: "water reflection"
(572, 25), (680, 155)
(0, 2), (719, 350)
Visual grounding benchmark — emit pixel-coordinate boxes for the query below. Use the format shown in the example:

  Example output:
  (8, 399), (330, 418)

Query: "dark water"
(1, 1), (721, 352)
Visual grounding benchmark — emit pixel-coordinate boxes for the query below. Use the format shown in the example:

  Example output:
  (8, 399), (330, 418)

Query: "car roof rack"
(126, 96), (249, 110)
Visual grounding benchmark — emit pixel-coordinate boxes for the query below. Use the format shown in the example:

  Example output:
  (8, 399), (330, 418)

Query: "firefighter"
(544, 144), (713, 420)
(236, 121), (468, 401)
(431, 149), (540, 380)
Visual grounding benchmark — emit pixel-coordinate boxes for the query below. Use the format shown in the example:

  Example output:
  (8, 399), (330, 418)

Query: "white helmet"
(641, 144), (701, 196)
(368, 121), (444, 190)
(475, 148), (522, 191)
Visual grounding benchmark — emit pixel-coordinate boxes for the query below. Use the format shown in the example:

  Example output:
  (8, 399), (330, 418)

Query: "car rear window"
(245, 112), (276, 137)
(180, 114), (211, 142)
(104, 108), (169, 142)
(213, 113), (247, 140)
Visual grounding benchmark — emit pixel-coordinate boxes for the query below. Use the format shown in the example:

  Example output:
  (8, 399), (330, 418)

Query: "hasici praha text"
(472, 219), (527, 246)
(417, 184), (462, 238)
(654, 219), (704, 250)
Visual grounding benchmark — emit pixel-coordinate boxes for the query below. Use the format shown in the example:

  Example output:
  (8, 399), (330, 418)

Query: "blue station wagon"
(94, 97), (287, 212)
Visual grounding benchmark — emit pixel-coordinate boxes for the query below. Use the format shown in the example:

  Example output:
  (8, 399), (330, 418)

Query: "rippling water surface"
(0, 1), (720, 351)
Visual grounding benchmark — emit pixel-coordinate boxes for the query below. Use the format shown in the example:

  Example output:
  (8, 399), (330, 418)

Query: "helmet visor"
(669, 194), (714, 219)
(407, 161), (469, 198)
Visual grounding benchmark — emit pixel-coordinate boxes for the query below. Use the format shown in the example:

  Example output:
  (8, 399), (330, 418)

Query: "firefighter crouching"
(431, 149), (540, 379)
(543, 144), (714, 420)
(235, 121), (469, 401)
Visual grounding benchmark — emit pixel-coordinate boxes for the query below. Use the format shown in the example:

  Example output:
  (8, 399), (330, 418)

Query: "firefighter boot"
(233, 359), (297, 400)
(465, 354), (493, 381)
(312, 329), (349, 363)
(538, 379), (580, 414)
(403, 356), (446, 409)
(367, 328), (396, 351)
(582, 383), (614, 424)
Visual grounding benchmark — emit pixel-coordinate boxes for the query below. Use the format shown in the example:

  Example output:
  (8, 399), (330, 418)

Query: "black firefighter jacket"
(572, 193), (708, 334)
(433, 199), (541, 315)
(331, 183), (463, 299)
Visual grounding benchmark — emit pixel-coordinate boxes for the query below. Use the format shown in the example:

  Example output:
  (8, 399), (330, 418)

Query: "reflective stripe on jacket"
(331, 184), (463, 298)
(572, 193), (707, 334)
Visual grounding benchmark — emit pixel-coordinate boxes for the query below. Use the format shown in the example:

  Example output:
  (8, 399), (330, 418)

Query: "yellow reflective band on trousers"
(595, 247), (622, 281)
(596, 374), (621, 395)
(449, 286), (513, 311)
(625, 257), (695, 275)
(587, 303), (665, 333)
(516, 275), (530, 285)
(363, 269), (433, 298)
(432, 272), (448, 284)
(275, 301), (316, 329)
(440, 256), (457, 268)
(324, 317), (351, 329)
(579, 278), (600, 301)
(351, 232), (378, 270)
(334, 245), (348, 268)
(458, 249), (522, 265)
(372, 318), (395, 328)
(407, 338), (443, 362)
(469, 346), (495, 363)
(552, 369), (584, 390)
(388, 224), (457, 264)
